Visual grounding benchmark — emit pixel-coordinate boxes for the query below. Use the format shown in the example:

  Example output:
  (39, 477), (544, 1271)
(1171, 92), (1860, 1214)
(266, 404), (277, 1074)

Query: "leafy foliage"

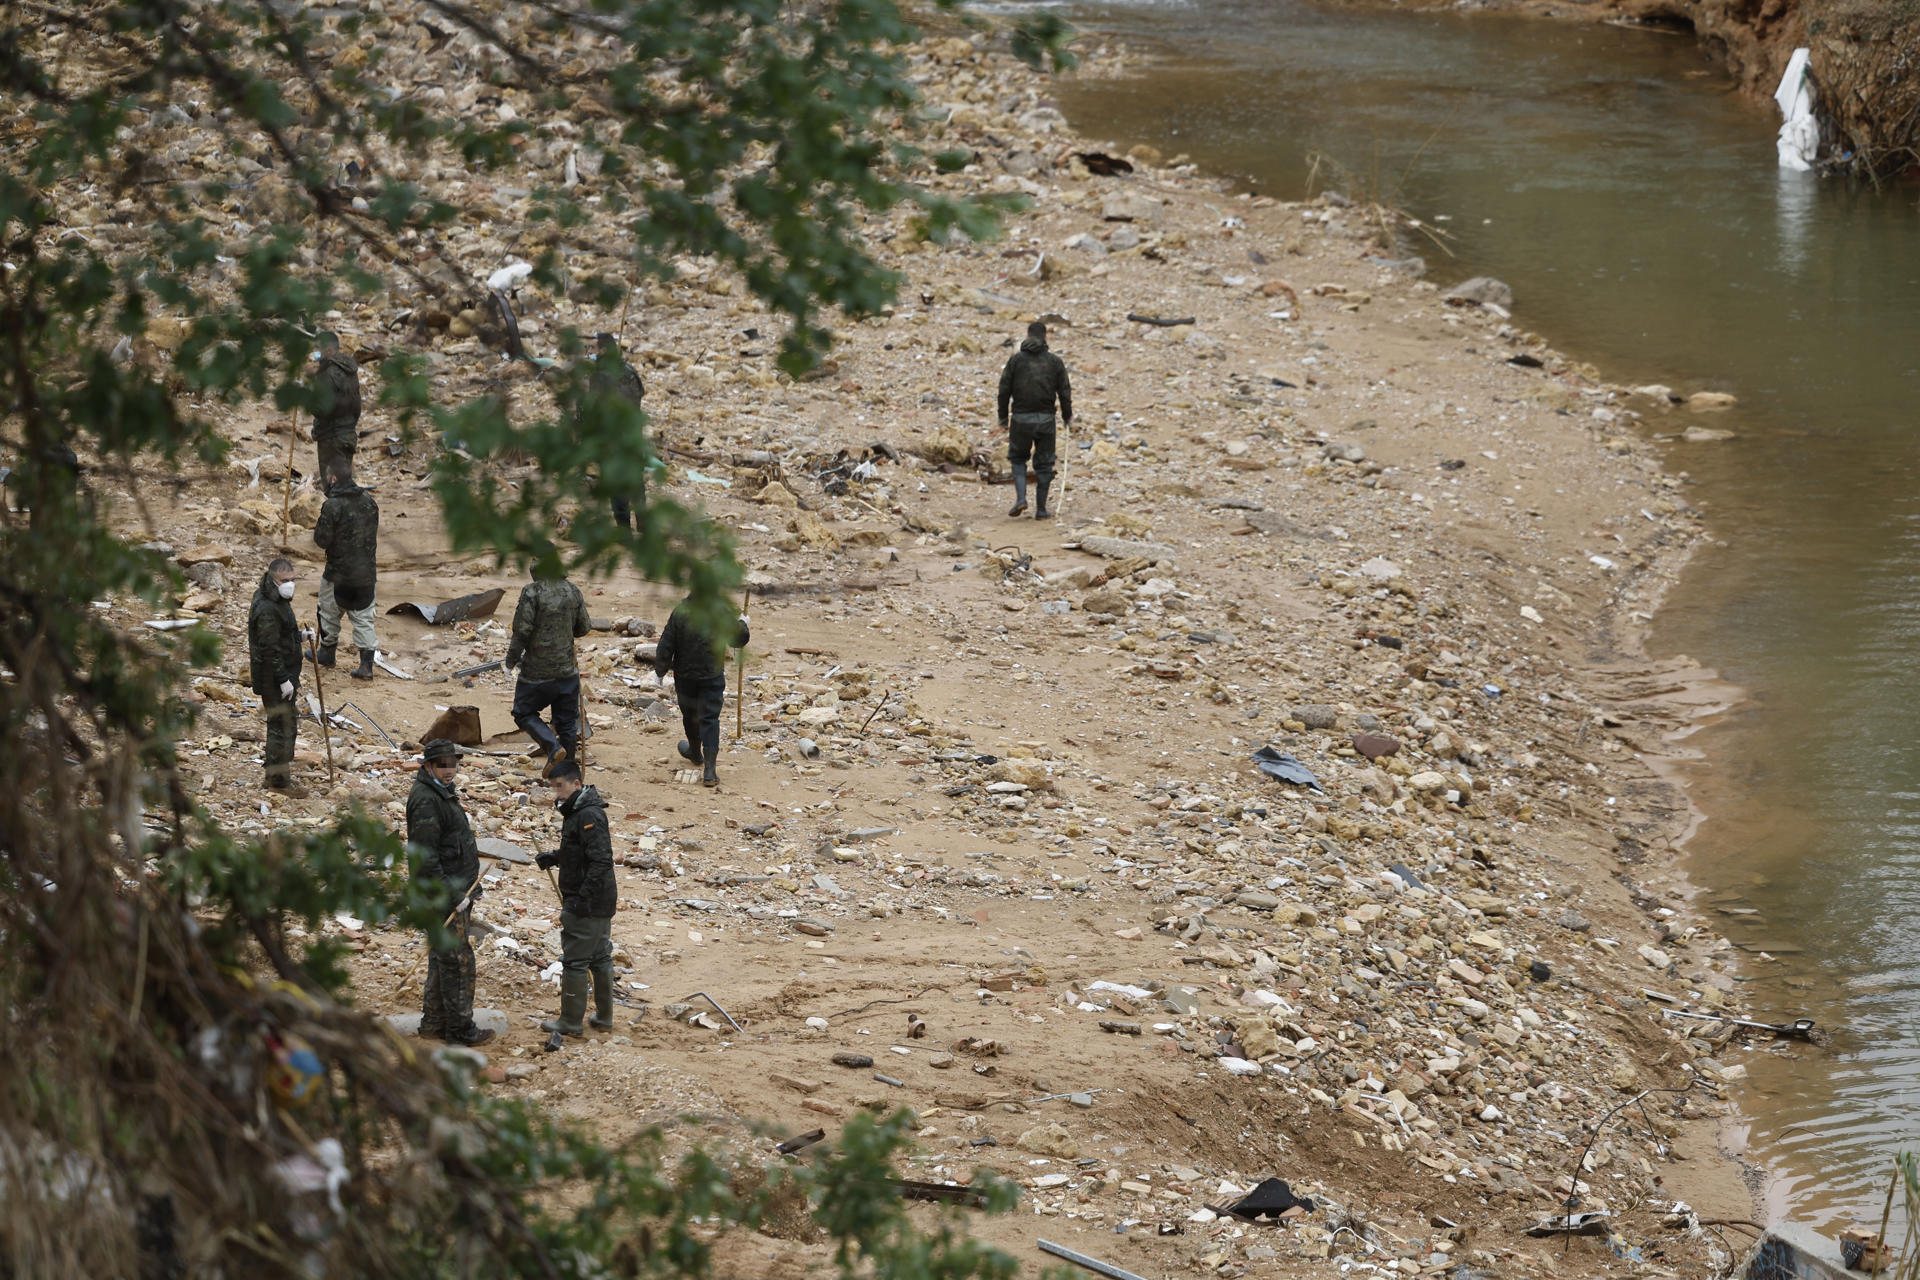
(0, 0), (1072, 1274)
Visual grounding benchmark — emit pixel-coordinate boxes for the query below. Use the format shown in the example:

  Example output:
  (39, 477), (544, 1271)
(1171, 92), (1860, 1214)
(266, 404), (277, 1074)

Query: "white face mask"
(278, 580), (295, 600)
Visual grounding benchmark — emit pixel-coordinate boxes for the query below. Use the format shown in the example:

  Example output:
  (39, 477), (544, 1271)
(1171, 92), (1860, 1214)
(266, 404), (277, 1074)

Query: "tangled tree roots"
(1811, 0), (1920, 178)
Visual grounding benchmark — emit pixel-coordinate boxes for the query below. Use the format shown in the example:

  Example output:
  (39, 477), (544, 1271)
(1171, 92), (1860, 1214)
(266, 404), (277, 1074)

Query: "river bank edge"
(1034, 17), (1781, 1229)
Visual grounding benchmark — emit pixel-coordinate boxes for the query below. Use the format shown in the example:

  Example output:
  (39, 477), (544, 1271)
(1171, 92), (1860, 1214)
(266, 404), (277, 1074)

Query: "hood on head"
(1020, 336), (1049, 355)
(258, 569), (285, 596)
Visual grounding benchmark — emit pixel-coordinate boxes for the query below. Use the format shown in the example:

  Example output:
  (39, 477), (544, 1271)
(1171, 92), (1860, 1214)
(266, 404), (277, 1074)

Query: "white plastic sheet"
(1774, 47), (1818, 171)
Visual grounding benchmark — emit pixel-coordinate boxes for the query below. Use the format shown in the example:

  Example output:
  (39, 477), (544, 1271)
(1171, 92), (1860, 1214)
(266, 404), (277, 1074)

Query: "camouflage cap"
(421, 738), (464, 763)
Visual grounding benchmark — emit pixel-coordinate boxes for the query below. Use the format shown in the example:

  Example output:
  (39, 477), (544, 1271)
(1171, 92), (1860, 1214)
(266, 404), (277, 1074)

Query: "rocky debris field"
(53, 9), (1777, 1278)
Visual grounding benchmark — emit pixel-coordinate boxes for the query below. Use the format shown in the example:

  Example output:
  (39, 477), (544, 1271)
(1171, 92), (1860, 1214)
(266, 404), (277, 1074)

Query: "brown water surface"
(1038, 0), (1920, 1225)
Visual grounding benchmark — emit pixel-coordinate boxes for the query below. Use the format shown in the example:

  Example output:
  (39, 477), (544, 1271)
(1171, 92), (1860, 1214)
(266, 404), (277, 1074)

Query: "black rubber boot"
(351, 648), (375, 680)
(541, 746), (568, 779)
(447, 1025), (496, 1047)
(1008, 466), (1028, 517)
(702, 760), (719, 788)
(541, 973), (589, 1037)
(589, 961), (614, 1030)
(677, 739), (701, 764)
(1034, 478), (1052, 520)
(315, 643), (337, 668)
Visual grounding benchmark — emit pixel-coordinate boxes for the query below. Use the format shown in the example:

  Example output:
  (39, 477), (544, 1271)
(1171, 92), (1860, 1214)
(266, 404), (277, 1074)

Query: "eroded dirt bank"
(76, 20), (1782, 1280)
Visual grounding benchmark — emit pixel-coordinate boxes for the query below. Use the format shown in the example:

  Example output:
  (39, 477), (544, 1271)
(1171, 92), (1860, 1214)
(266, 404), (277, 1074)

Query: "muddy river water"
(1033, 0), (1920, 1226)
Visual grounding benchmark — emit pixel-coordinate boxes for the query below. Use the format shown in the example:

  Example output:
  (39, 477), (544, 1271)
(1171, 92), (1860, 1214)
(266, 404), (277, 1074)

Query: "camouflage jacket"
(247, 569), (302, 695)
(314, 482), (379, 588)
(311, 351), (361, 438)
(591, 355), (644, 409)
(554, 784), (616, 917)
(996, 337), (1073, 426)
(507, 576), (590, 681)
(407, 769), (480, 896)
(654, 602), (749, 684)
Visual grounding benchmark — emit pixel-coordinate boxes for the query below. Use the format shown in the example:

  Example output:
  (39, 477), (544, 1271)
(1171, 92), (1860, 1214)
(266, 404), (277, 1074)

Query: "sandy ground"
(76, 23), (1783, 1280)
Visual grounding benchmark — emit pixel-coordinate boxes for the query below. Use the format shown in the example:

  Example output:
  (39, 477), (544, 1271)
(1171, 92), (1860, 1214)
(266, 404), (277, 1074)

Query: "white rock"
(1357, 556), (1403, 582)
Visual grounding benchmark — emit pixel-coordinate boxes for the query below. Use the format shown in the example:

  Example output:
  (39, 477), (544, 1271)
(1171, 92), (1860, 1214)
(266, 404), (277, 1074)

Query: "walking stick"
(1054, 417), (1069, 516)
(392, 868), (484, 994)
(307, 621), (337, 790)
(734, 587), (750, 742)
(282, 406), (299, 548)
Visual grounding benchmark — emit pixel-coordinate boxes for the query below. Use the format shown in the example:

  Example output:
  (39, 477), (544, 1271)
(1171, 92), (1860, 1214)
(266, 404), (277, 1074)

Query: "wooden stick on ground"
(735, 587), (750, 741)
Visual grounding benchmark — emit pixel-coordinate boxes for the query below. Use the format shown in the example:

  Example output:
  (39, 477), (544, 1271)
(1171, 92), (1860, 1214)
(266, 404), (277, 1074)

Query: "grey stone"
(382, 1008), (510, 1037)
(1235, 890), (1281, 911)
(1161, 989), (1201, 1016)
(1557, 911), (1592, 933)
(1443, 276), (1514, 309)
(1100, 191), (1161, 224)
(1322, 441), (1366, 463)
(1079, 534), (1180, 566)
(185, 561), (227, 591)
(1292, 704), (1339, 730)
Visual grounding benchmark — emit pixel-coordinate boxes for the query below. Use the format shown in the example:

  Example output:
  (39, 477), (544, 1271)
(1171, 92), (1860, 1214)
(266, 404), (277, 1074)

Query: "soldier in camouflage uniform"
(535, 760), (617, 1037)
(654, 595), (750, 788)
(577, 332), (647, 533)
(247, 557), (307, 797)
(407, 738), (494, 1046)
(312, 460), (380, 680)
(310, 331), (361, 482)
(505, 549), (592, 775)
(995, 319), (1073, 520)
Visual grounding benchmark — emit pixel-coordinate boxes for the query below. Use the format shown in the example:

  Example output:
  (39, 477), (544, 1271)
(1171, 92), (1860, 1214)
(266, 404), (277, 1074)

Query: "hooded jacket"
(507, 572), (591, 681)
(407, 767), (481, 897)
(314, 479), (379, 591)
(247, 569), (302, 696)
(996, 336), (1073, 427)
(654, 602), (749, 685)
(553, 784), (616, 917)
(311, 350), (362, 439)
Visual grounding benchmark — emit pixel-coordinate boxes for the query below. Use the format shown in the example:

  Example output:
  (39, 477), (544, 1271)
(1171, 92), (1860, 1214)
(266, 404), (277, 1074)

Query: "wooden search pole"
(393, 868), (485, 995)
(734, 588), (750, 741)
(1053, 416), (1069, 516)
(307, 625), (337, 790)
(282, 406), (299, 546)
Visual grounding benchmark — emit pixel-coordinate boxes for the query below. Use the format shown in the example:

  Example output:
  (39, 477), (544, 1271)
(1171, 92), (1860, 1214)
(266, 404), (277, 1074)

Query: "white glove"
(456, 896), (473, 914)
(738, 613), (750, 627)
(279, 680), (295, 699)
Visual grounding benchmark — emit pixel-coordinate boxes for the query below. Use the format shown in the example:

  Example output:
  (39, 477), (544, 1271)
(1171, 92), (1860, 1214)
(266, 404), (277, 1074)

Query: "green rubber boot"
(589, 960), (615, 1030)
(540, 972), (589, 1037)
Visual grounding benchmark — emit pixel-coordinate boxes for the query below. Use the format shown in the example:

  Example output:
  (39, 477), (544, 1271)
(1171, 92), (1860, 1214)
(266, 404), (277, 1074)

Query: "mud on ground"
(75, 21), (1775, 1280)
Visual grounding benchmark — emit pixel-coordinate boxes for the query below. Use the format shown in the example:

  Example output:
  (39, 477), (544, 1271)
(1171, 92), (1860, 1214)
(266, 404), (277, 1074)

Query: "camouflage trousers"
(315, 427), (356, 483)
(317, 578), (378, 652)
(420, 906), (477, 1040)
(263, 689), (298, 783)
